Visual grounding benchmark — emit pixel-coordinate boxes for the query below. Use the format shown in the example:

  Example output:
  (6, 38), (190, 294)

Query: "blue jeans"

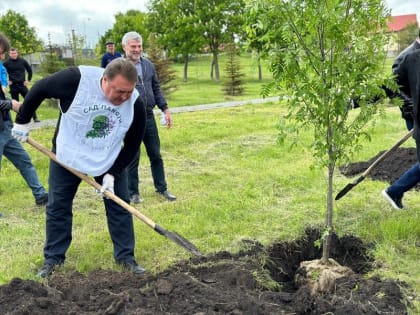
(386, 163), (420, 199)
(43, 160), (136, 265)
(385, 116), (418, 199)
(127, 115), (167, 195)
(0, 120), (46, 199)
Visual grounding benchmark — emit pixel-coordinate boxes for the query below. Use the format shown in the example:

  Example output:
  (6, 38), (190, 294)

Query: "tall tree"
(250, 0), (392, 264)
(97, 10), (149, 55)
(193, 0), (246, 82)
(148, 0), (204, 82)
(223, 43), (244, 96)
(0, 10), (43, 54)
(146, 33), (177, 96)
(396, 22), (419, 53)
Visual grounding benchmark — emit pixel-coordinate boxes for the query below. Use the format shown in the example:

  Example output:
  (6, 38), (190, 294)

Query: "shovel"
(335, 128), (414, 200)
(27, 137), (202, 256)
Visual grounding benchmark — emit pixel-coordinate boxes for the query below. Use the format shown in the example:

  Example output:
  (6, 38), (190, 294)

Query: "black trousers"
(127, 115), (167, 196)
(43, 160), (136, 265)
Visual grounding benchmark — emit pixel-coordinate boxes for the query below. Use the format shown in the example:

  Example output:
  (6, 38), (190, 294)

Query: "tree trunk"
(321, 127), (335, 264)
(213, 51), (220, 83)
(257, 53), (262, 81)
(183, 55), (189, 82)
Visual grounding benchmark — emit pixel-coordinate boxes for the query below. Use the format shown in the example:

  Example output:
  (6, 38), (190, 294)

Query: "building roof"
(387, 14), (418, 32)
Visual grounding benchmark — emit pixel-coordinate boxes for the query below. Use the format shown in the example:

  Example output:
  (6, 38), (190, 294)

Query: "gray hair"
(103, 57), (138, 83)
(122, 31), (143, 46)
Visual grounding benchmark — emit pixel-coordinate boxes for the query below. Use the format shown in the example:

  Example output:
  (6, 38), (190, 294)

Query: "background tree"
(193, 0), (246, 83)
(148, 0), (205, 82)
(146, 33), (177, 96)
(67, 29), (86, 66)
(0, 10), (43, 54)
(250, 0), (392, 264)
(396, 22), (419, 53)
(223, 43), (244, 96)
(97, 10), (149, 55)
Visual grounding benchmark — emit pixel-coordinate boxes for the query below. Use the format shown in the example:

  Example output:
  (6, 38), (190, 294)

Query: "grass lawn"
(0, 99), (419, 313)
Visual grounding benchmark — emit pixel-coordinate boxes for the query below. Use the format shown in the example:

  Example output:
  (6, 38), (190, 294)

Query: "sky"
(0, 0), (419, 48)
(0, 0), (148, 47)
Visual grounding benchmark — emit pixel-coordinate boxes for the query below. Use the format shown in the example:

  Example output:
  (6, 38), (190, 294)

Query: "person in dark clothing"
(101, 40), (122, 68)
(12, 58), (147, 278)
(389, 29), (420, 130)
(382, 48), (420, 209)
(4, 48), (39, 122)
(0, 32), (48, 209)
(122, 31), (176, 203)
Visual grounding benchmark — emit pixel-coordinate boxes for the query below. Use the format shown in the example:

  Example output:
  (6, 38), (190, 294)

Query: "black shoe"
(37, 263), (59, 278)
(34, 119), (41, 123)
(130, 194), (143, 204)
(117, 260), (146, 275)
(381, 189), (404, 210)
(35, 193), (49, 206)
(158, 190), (176, 201)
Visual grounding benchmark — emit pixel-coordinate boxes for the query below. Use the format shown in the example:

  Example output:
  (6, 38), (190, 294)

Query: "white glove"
(100, 174), (114, 195)
(11, 123), (30, 142)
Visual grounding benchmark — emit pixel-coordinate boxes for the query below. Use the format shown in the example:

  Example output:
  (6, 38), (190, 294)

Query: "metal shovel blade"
(335, 129), (414, 201)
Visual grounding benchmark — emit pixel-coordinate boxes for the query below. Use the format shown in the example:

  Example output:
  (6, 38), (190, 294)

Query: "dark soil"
(0, 149), (415, 315)
(339, 147), (418, 187)
(0, 228), (410, 315)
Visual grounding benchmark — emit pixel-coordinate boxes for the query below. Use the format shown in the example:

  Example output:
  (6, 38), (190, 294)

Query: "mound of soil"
(0, 229), (409, 315)
(340, 147), (418, 186)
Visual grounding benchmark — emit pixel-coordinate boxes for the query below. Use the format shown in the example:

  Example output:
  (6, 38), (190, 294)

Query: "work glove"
(100, 174), (115, 195)
(11, 123), (30, 142)
(0, 100), (12, 112)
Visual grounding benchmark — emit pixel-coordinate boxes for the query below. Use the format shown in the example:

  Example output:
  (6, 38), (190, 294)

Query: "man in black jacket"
(4, 48), (39, 122)
(122, 31), (176, 203)
(389, 28), (420, 130)
(382, 48), (420, 209)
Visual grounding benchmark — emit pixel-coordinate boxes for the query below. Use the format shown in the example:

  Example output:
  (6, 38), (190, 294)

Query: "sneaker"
(35, 193), (49, 206)
(117, 260), (146, 275)
(37, 262), (59, 278)
(381, 189), (404, 210)
(158, 190), (176, 201)
(130, 194), (143, 204)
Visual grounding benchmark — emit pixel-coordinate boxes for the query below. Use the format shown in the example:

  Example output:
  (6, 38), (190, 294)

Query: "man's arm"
(15, 67), (80, 124)
(23, 59), (33, 82)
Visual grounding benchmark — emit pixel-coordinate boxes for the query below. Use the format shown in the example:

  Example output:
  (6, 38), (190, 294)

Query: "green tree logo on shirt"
(85, 115), (114, 138)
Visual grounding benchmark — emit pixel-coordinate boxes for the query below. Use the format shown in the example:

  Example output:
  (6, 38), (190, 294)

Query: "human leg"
(383, 162), (420, 208)
(9, 85), (19, 101)
(127, 148), (140, 199)
(2, 123), (47, 200)
(100, 170), (137, 263)
(43, 160), (81, 265)
(143, 117), (167, 192)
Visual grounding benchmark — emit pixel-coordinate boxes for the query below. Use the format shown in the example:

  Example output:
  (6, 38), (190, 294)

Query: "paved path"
(28, 96), (280, 130)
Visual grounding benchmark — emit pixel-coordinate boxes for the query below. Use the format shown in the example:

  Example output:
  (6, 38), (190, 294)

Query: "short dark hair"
(0, 33), (10, 53)
(103, 57), (138, 83)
